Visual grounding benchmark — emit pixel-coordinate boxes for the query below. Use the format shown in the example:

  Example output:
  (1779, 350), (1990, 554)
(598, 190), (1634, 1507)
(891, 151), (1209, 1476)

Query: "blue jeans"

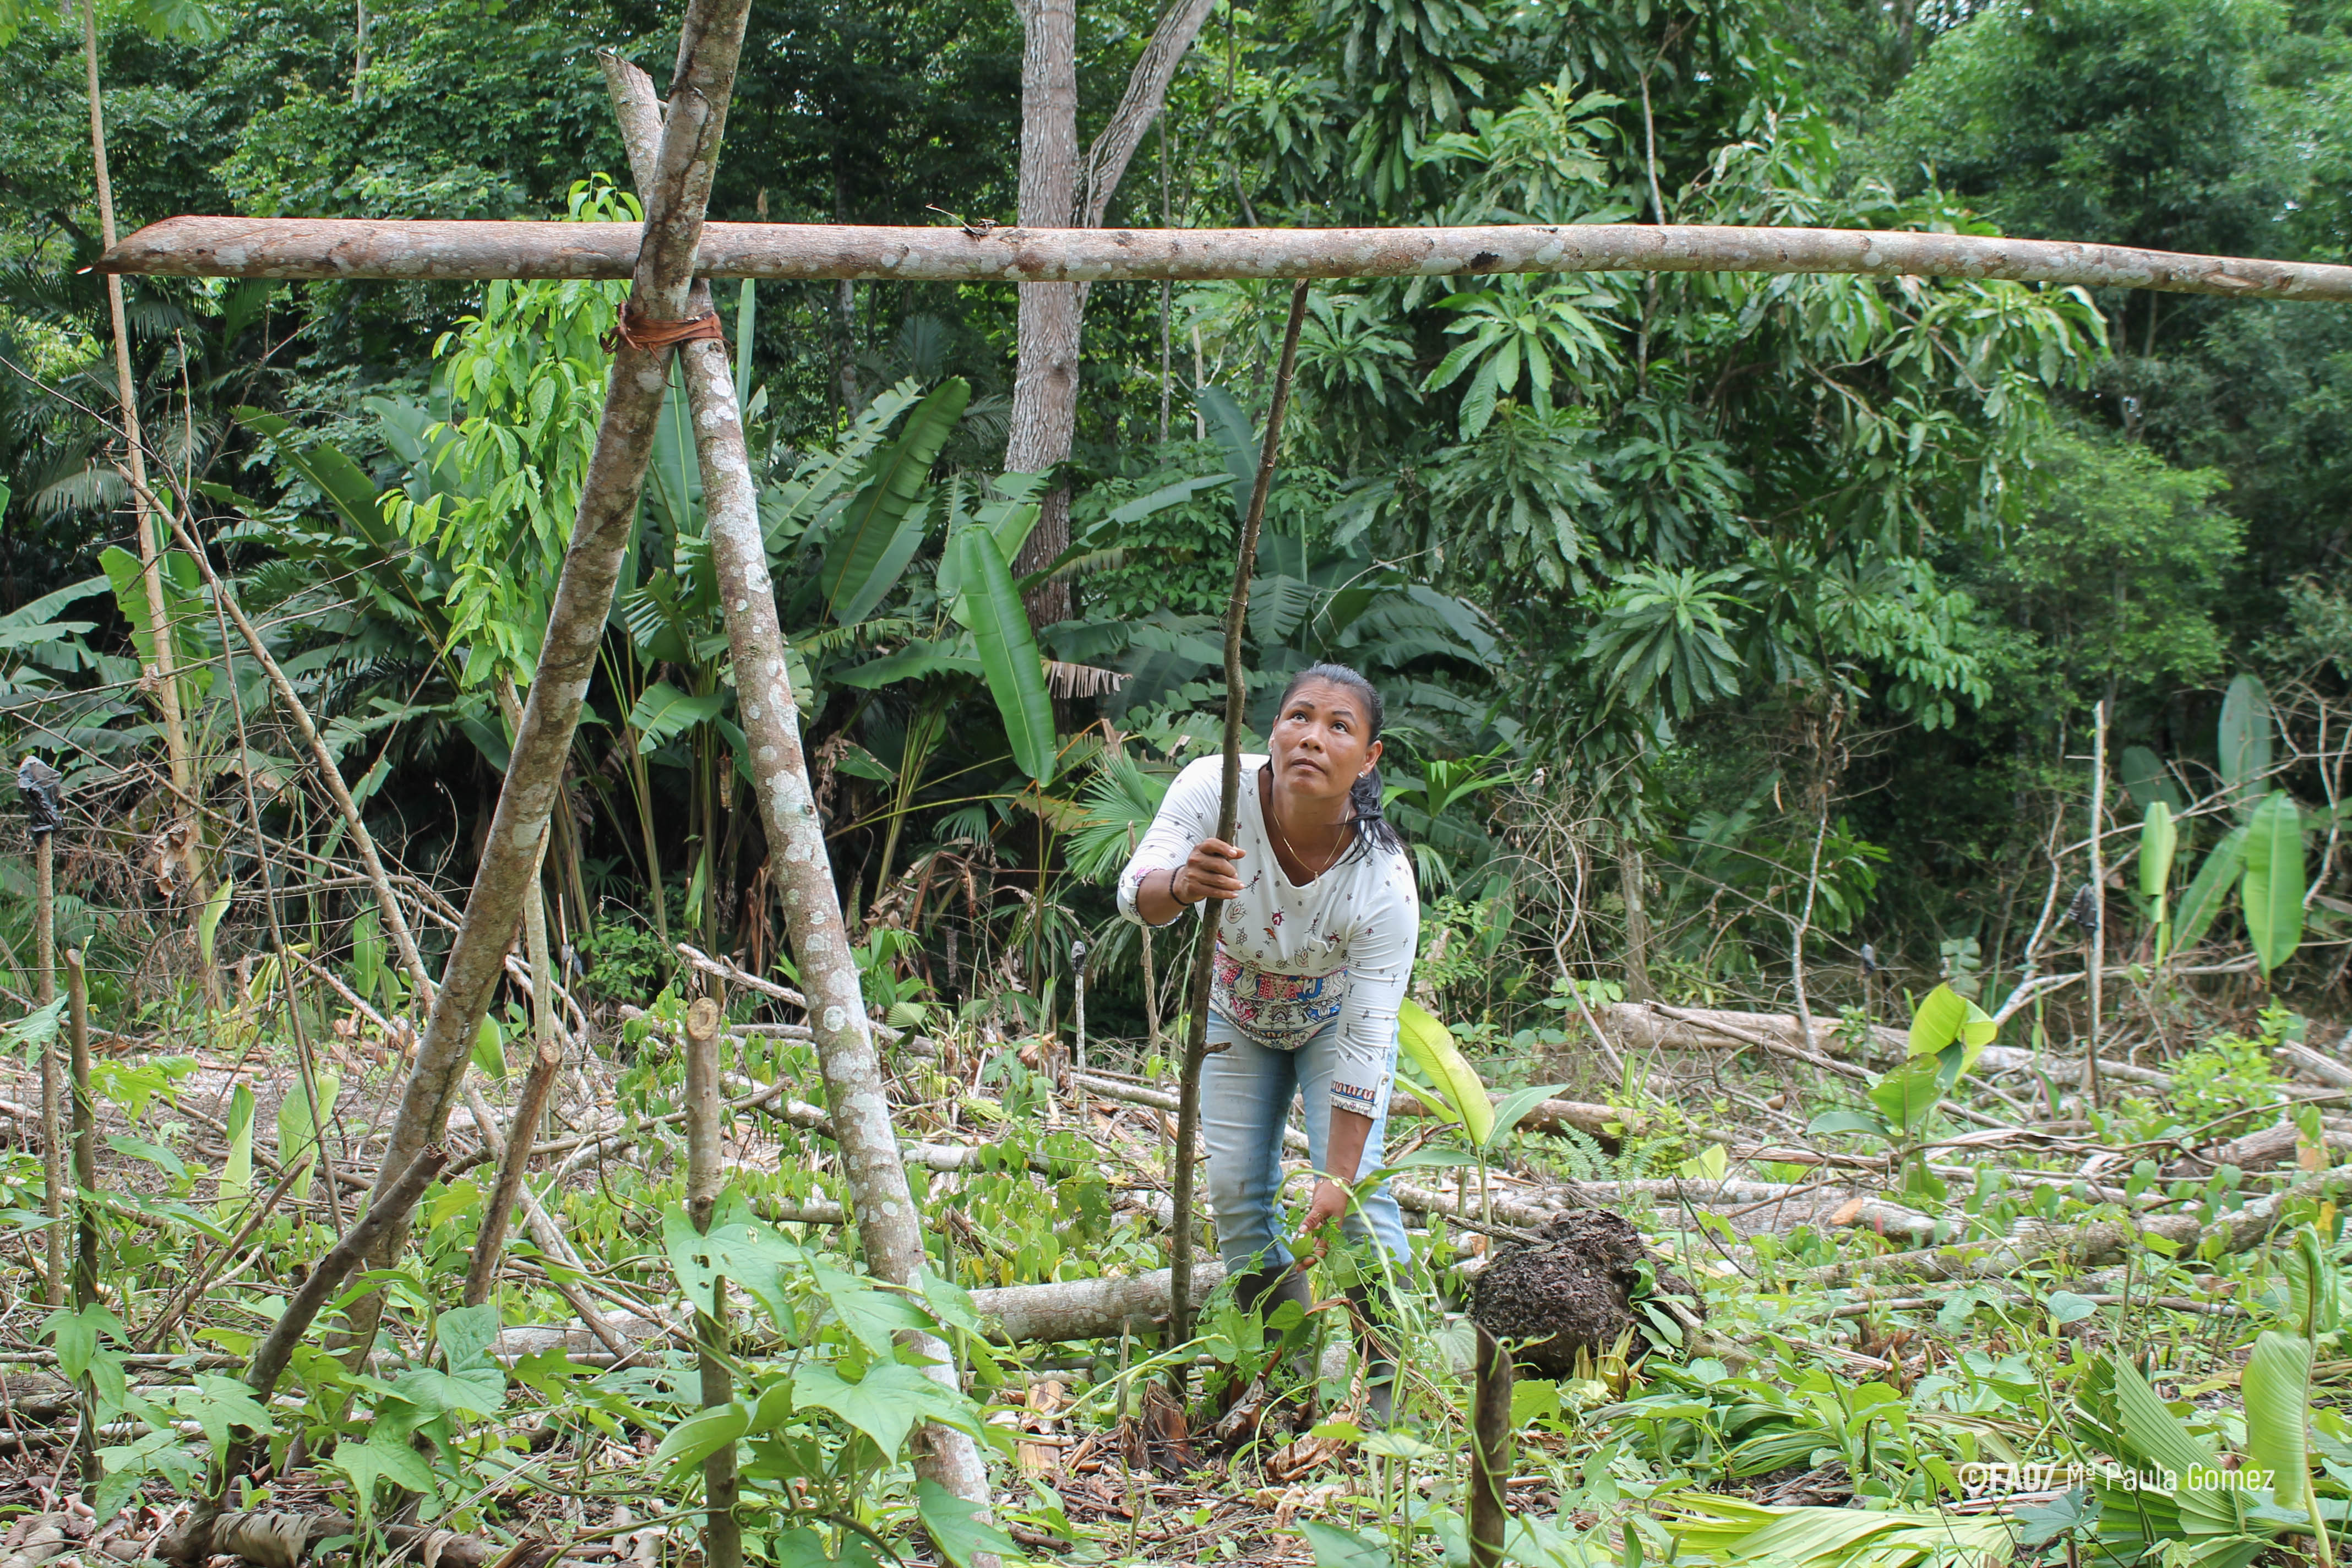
(1201, 1012), (1412, 1273)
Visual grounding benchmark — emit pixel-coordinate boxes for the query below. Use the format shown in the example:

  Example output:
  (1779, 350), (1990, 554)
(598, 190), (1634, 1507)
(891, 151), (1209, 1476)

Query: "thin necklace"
(1266, 768), (1351, 881)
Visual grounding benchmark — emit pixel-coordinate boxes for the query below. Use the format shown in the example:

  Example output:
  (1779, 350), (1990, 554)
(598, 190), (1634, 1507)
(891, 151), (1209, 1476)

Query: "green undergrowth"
(9, 984), (2352, 1568)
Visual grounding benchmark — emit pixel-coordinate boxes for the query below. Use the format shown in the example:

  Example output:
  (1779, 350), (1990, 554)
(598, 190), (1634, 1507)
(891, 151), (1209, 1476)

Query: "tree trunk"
(1004, 0), (1217, 628)
(102, 218), (2352, 304)
(1005, 0), (1082, 628)
(339, 0), (756, 1361)
(604, 55), (997, 1515)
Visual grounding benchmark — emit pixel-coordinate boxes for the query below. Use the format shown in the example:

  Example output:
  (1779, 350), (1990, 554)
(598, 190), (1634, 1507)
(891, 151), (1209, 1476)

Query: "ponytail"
(1348, 765), (1405, 861)
(1281, 662), (1406, 864)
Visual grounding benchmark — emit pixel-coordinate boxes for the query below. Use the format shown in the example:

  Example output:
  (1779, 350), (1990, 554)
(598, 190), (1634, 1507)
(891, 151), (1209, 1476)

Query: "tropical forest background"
(2, 0), (2348, 1056)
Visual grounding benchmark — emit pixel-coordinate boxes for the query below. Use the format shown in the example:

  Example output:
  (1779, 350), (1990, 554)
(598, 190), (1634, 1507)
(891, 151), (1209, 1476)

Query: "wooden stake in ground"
(66, 948), (96, 1499)
(19, 756), (63, 1306)
(341, 0), (756, 1361)
(2084, 698), (2108, 1108)
(600, 54), (994, 1513)
(683, 996), (743, 1568)
(1168, 282), (1311, 1355)
(1469, 1325), (1513, 1568)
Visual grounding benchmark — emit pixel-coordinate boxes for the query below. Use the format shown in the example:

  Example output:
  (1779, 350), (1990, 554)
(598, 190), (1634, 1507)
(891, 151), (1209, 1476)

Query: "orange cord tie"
(603, 300), (727, 353)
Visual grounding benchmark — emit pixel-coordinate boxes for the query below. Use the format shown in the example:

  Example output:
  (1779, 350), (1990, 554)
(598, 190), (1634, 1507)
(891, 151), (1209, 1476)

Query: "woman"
(1119, 662), (1418, 1418)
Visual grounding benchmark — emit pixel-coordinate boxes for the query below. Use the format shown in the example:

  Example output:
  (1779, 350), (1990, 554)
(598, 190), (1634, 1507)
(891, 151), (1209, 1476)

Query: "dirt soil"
(1469, 1207), (1706, 1376)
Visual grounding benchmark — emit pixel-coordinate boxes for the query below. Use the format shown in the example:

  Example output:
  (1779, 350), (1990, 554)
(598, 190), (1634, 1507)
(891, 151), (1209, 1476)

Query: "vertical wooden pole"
(34, 815), (61, 1306)
(1469, 1325), (1513, 1568)
(2084, 699), (2107, 1108)
(1169, 282), (1310, 1361)
(683, 995), (742, 1568)
(66, 948), (97, 1500)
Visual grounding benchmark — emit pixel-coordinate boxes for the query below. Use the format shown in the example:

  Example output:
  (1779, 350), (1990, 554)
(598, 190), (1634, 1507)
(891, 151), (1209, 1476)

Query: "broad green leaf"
(472, 1016), (507, 1081)
(174, 1374), (270, 1456)
(2141, 800), (2177, 909)
(663, 1194), (805, 1324)
(2242, 1331), (2312, 1507)
(1487, 1082), (1570, 1150)
(627, 680), (725, 754)
(810, 1263), (934, 1354)
(1297, 1520), (1393, 1568)
(792, 1360), (974, 1457)
(2242, 791), (2306, 978)
(1867, 1058), (1945, 1134)
(1806, 1109), (1893, 1141)
(2175, 824), (2248, 954)
(1906, 982), (1996, 1059)
(650, 1401), (750, 1476)
(1196, 385), (1262, 521)
(2121, 745), (2185, 815)
(351, 909), (383, 1004)
(823, 378), (969, 625)
(916, 1478), (1022, 1568)
(434, 1303), (503, 1374)
(2045, 1292), (2099, 1324)
(952, 526), (1057, 785)
(2220, 674), (2273, 803)
(386, 1363), (505, 1420)
(1679, 1142), (1729, 1182)
(918, 1268), (983, 1335)
(197, 876), (233, 970)
(2110, 1356), (2240, 1529)
(1102, 472), (1237, 526)
(331, 1431), (438, 1521)
(1396, 999), (1492, 1144)
(832, 636), (982, 690)
(220, 1085), (254, 1203)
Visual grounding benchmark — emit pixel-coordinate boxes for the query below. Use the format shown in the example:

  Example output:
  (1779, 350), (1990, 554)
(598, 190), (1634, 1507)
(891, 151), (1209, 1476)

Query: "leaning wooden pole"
(1168, 282), (1311, 1357)
(601, 54), (995, 1513)
(99, 217), (2352, 302)
(339, 0), (755, 1361)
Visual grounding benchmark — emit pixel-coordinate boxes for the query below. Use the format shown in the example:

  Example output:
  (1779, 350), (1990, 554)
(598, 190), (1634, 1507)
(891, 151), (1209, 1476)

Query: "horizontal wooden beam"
(98, 215), (2352, 300)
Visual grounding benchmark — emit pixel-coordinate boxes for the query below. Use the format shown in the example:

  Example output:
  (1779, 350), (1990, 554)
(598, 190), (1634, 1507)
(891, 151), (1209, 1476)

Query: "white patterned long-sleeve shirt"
(1118, 755), (1419, 1119)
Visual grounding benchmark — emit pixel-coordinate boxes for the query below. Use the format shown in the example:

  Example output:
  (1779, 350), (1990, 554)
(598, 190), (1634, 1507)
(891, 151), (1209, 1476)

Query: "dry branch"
(97, 219), (2352, 300)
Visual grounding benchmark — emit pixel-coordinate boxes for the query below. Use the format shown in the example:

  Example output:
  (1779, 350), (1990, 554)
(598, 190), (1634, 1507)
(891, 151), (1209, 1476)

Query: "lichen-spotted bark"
(101, 217), (2352, 302)
(605, 57), (995, 1515)
(344, 0), (756, 1353)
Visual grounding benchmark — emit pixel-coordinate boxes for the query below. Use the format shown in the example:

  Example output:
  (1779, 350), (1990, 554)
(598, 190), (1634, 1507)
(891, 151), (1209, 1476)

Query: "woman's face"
(1270, 678), (1384, 809)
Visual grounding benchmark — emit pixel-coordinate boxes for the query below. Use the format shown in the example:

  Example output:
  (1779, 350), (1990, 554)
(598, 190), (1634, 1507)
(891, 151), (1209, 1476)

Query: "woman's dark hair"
(1278, 662), (1407, 861)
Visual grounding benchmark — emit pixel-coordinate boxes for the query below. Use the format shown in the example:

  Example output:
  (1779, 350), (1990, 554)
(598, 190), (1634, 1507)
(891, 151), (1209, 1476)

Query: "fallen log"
(1388, 1093), (1639, 1141)
(97, 218), (2352, 302)
(2163, 1121), (2352, 1177)
(971, 1262), (1228, 1343)
(1801, 1163), (2352, 1287)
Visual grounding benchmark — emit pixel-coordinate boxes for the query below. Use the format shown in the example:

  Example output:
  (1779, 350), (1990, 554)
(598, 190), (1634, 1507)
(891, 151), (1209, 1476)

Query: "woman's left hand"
(1299, 1178), (1351, 1259)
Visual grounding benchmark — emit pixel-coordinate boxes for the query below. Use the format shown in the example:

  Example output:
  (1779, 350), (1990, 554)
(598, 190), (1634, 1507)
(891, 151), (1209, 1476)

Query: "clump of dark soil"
(1469, 1208), (1706, 1376)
